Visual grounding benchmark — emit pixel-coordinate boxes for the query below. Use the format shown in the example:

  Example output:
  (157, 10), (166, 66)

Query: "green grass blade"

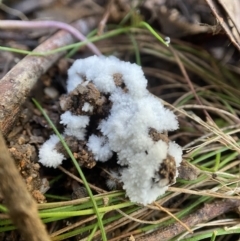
(32, 98), (107, 241)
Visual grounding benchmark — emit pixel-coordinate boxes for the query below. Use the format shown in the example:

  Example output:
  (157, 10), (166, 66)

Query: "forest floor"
(1, 0), (240, 241)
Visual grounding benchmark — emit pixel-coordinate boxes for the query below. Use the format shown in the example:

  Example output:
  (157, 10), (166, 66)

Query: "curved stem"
(0, 20), (101, 55)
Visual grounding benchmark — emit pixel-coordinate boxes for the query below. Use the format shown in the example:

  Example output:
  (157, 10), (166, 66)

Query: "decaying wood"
(0, 130), (51, 241)
(0, 17), (99, 136)
(136, 199), (240, 241)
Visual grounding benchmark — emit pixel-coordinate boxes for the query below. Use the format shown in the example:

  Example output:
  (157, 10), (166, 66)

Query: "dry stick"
(0, 130), (51, 241)
(136, 199), (240, 241)
(0, 17), (99, 136)
(97, 0), (114, 35)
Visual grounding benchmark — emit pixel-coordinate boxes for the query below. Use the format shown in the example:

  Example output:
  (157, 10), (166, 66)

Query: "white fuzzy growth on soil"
(39, 55), (182, 205)
(82, 102), (93, 112)
(39, 135), (65, 168)
(87, 134), (113, 162)
(60, 111), (89, 140)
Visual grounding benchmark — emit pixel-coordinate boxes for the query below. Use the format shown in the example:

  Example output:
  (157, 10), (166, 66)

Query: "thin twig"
(168, 186), (240, 200)
(0, 20), (101, 56)
(58, 165), (106, 194)
(169, 46), (213, 123)
(154, 202), (193, 233)
(50, 215), (96, 237)
(98, 0), (114, 35)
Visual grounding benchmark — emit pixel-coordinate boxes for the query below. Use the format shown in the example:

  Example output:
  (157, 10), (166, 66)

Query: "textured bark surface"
(0, 130), (51, 241)
(0, 17), (98, 136)
(136, 199), (240, 241)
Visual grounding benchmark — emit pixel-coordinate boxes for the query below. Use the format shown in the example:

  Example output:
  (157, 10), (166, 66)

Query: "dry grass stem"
(58, 165), (106, 194)
(154, 202), (193, 233)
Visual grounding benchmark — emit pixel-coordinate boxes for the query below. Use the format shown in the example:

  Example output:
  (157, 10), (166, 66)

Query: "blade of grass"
(0, 205), (7, 212)
(39, 202), (133, 218)
(129, 33), (141, 65)
(0, 21), (169, 57)
(210, 230), (217, 241)
(180, 227), (240, 241)
(87, 218), (102, 241)
(32, 98), (107, 241)
(139, 21), (169, 47)
(213, 152), (221, 171)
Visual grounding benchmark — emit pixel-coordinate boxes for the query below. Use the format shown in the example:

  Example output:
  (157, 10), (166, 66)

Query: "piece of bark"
(0, 17), (98, 136)
(136, 199), (240, 241)
(0, 130), (51, 241)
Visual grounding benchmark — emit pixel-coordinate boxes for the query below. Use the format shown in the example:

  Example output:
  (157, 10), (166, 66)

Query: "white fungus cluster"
(39, 55), (182, 205)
